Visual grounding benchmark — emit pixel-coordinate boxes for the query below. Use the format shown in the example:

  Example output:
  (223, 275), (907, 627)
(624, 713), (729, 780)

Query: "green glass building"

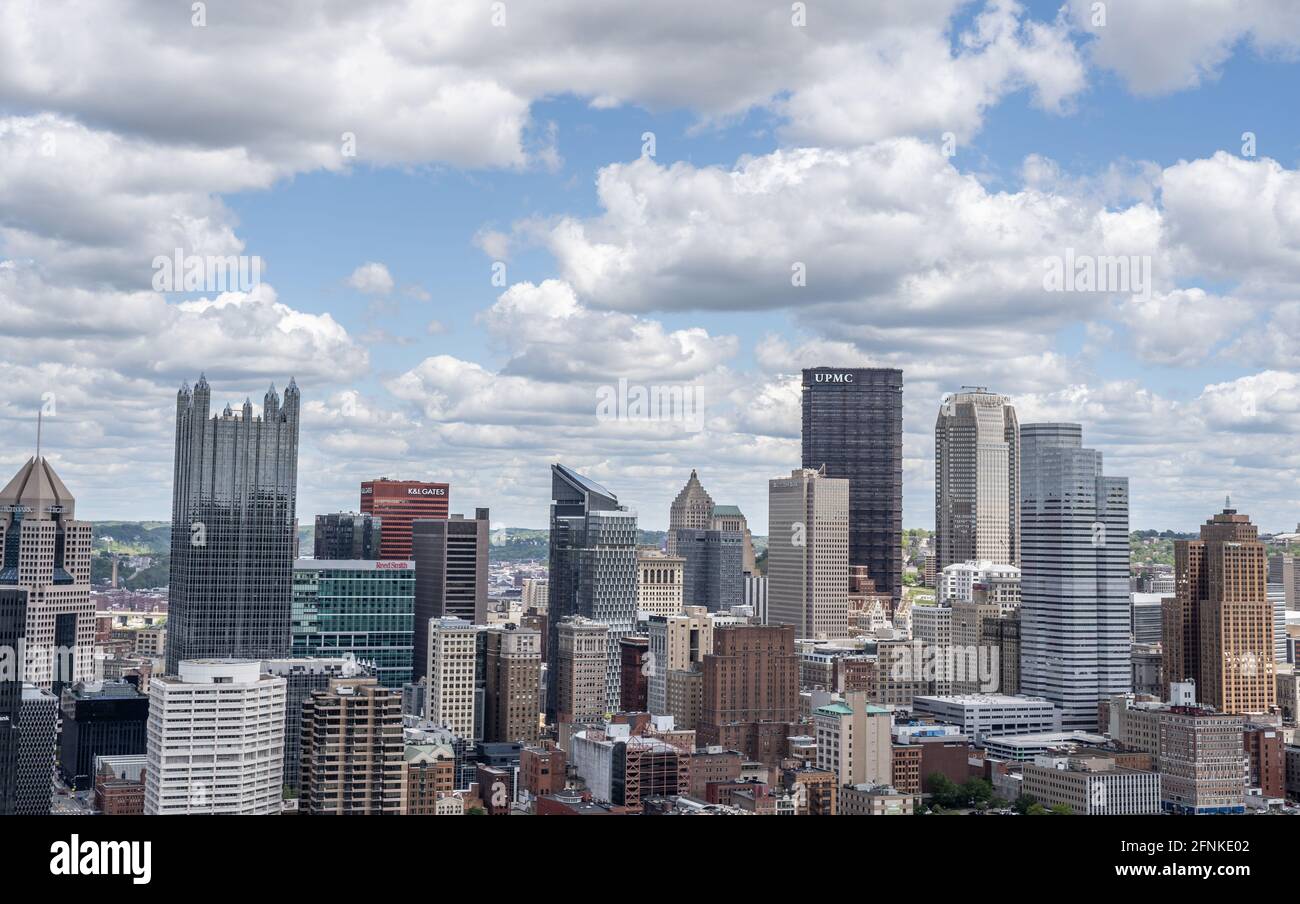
(292, 559), (415, 688)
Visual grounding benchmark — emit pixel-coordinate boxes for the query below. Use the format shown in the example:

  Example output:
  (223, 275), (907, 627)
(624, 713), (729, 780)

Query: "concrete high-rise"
(361, 478), (449, 560)
(300, 675), (405, 815)
(166, 376), (300, 673)
(646, 607), (714, 718)
(0, 455), (94, 690)
(802, 367), (904, 602)
(1019, 423), (1130, 731)
(768, 468), (850, 639)
(145, 660), (286, 815)
(482, 625), (541, 744)
(1164, 506), (1275, 715)
(934, 388), (1019, 571)
(412, 509), (489, 681)
(262, 656), (366, 791)
(635, 548), (684, 618)
(425, 617), (479, 739)
(546, 465), (637, 716)
(667, 470), (714, 556)
(554, 616), (609, 727)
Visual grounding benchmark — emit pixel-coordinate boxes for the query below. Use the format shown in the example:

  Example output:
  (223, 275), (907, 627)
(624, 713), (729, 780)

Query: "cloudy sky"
(4, 0), (1300, 533)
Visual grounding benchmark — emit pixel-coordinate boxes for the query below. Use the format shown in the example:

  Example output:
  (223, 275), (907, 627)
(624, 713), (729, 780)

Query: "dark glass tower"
(546, 465), (637, 718)
(801, 368), (904, 601)
(165, 375), (300, 673)
(0, 588), (25, 815)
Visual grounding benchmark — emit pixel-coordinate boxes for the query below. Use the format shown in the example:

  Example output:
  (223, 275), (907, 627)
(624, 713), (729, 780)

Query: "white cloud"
(1068, 0), (1300, 96)
(347, 262), (396, 296)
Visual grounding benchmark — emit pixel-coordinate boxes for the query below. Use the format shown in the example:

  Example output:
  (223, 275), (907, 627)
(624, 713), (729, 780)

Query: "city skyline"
(5, 5), (1300, 537)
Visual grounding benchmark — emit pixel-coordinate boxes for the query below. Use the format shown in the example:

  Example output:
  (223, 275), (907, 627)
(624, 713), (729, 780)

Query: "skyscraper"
(1164, 506), (1275, 714)
(145, 660), (286, 815)
(482, 625), (542, 744)
(300, 675), (405, 815)
(0, 589), (24, 815)
(546, 465), (637, 716)
(554, 616), (610, 727)
(0, 455), (94, 691)
(166, 376), (300, 673)
(801, 367), (903, 601)
(412, 509), (489, 681)
(934, 388), (1019, 571)
(16, 684), (57, 815)
(262, 656), (367, 791)
(361, 478), (449, 560)
(1019, 423), (1130, 731)
(426, 617), (479, 738)
(673, 527), (744, 612)
(767, 467), (850, 639)
(667, 470), (714, 556)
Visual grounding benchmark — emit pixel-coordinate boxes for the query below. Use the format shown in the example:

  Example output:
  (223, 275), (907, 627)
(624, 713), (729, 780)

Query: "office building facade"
(635, 547), (684, 619)
(291, 559), (415, 688)
(0, 456), (94, 690)
(360, 478), (449, 560)
(801, 367), (904, 601)
(667, 470), (714, 556)
(1164, 507), (1275, 714)
(145, 660), (286, 815)
(166, 377), (299, 673)
(426, 617), (479, 739)
(674, 527), (744, 612)
(934, 388), (1019, 571)
(262, 656), (367, 790)
(546, 465), (637, 716)
(482, 625), (541, 744)
(768, 468), (850, 639)
(412, 509), (489, 681)
(1019, 423), (1130, 731)
(57, 680), (149, 791)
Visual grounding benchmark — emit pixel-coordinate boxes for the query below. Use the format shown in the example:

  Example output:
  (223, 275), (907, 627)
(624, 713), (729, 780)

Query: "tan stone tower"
(0, 455), (93, 690)
(667, 470), (714, 555)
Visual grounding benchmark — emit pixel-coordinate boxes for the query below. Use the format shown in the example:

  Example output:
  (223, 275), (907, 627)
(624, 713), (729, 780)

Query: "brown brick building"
(483, 625), (542, 744)
(520, 743), (567, 798)
(688, 747), (742, 798)
(698, 624), (803, 767)
(891, 744), (922, 795)
(404, 745), (456, 815)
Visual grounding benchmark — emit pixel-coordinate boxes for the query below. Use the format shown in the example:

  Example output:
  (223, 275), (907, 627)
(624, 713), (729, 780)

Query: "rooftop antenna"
(35, 409), (43, 460)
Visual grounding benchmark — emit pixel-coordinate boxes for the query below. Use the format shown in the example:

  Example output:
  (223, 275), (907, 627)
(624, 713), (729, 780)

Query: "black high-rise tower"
(801, 367), (904, 602)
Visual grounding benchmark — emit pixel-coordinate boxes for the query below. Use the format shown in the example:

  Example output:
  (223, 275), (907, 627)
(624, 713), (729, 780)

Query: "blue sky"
(4, 1), (1300, 534)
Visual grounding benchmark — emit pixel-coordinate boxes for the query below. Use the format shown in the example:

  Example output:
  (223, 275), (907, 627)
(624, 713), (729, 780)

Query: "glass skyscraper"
(166, 375), (300, 673)
(1019, 423), (1130, 731)
(546, 464), (637, 717)
(801, 368), (904, 601)
(291, 560), (415, 689)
